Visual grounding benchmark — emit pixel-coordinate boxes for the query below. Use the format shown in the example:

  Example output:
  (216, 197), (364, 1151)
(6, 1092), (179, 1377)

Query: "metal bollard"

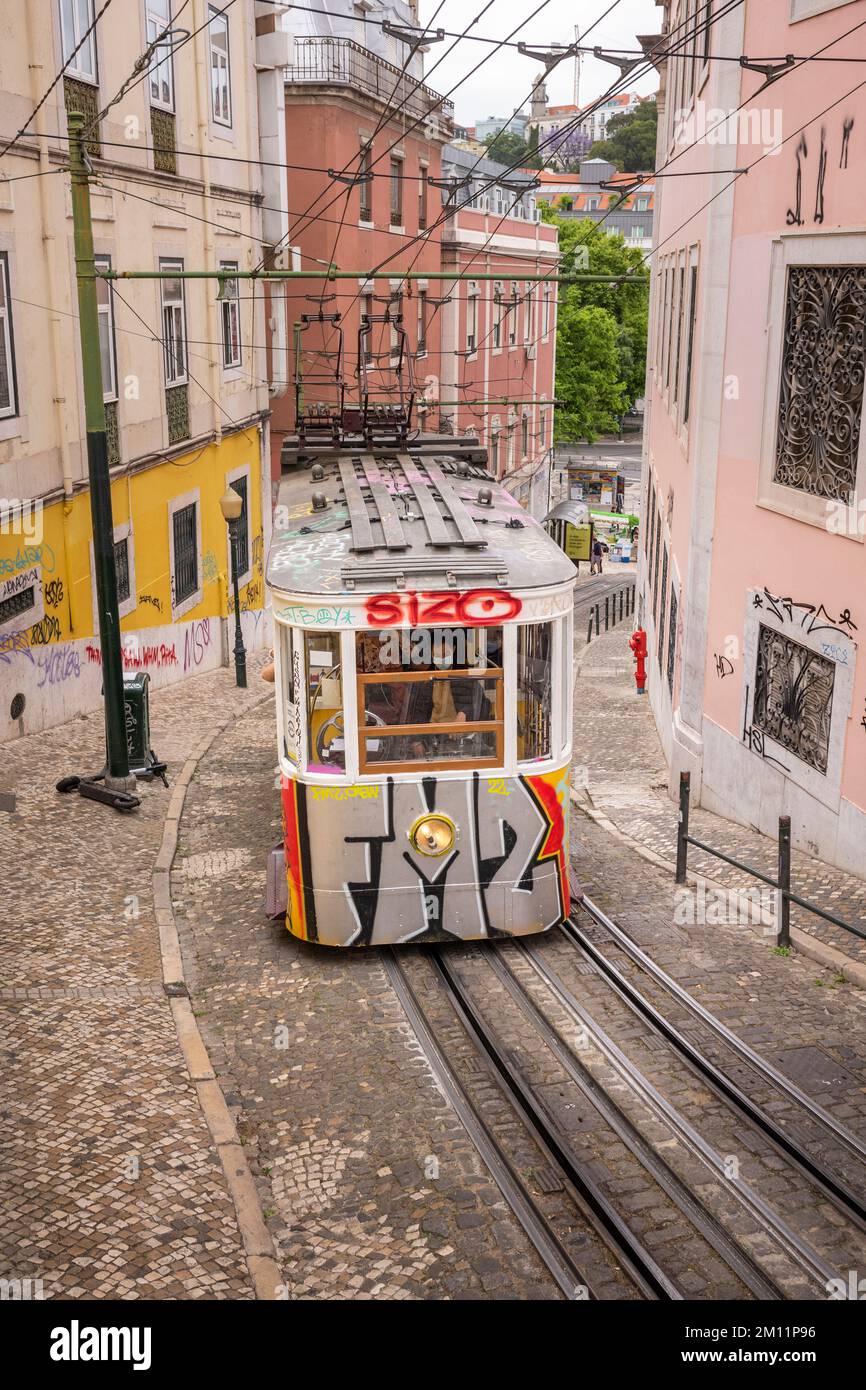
(605, 596), (610, 630)
(676, 771), (691, 885)
(777, 816), (791, 948)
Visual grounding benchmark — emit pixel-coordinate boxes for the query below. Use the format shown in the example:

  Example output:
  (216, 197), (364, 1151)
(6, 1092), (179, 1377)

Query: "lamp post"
(219, 486), (247, 688)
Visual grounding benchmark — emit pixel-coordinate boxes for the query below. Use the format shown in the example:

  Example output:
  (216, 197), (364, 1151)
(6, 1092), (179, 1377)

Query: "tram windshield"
(356, 626), (503, 773)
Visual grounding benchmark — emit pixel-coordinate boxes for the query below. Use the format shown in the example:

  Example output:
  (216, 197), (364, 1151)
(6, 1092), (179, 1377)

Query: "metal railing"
(585, 584), (636, 643)
(675, 771), (866, 949)
(284, 38), (454, 135)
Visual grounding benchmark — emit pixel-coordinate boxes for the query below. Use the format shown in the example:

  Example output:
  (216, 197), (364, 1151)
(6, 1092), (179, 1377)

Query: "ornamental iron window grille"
(657, 546), (668, 668)
(104, 400), (120, 466)
(172, 502), (198, 605)
(652, 511), (661, 620)
(752, 624), (835, 775)
(667, 586), (677, 694)
(114, 536), (131, 605)
(0, 585), (35, 627)
(151, 107), (177, 174)
(774, 265), (866, 502)
(63, 77), (101, 156)
(166, 383), (190, 443)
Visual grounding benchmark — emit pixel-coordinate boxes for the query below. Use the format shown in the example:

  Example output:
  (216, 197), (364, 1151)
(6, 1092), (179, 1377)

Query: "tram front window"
(305, 631), (345, 771)
(356, 627), (503, 772)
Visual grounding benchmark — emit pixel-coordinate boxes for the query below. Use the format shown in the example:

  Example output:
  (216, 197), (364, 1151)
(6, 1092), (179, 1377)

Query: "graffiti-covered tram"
(266, 432), (576, 947)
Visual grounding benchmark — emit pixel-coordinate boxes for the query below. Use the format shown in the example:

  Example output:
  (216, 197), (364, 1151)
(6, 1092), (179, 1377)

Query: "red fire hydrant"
(629, 626), (648, 695)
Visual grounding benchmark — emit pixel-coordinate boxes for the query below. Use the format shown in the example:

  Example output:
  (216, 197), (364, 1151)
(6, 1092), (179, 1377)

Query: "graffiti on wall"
(282, 768), (569, 947)
(183, 618), (212, 672)
(787, 118), (854, 226)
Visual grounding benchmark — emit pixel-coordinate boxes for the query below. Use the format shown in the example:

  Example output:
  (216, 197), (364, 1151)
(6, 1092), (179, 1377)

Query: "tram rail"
(569, 892), (866, 1232)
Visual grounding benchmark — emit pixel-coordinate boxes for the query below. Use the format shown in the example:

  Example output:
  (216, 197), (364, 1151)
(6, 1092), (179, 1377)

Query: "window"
(209, 4), (231, 125)
(389, 292), (402, 363)
(361, 292), (373, 364)
(390, 158), (403, 227)
(219, 260), (241, 368)
(355, 626), (504, 773)
(521, 415), (529, 458)
(672, 254), (686, 407)
(683, 253), (699, 427)
(490, 430), (499, 473)
(306, 632), (344, 772)
(228, 472), (249, 579)
(114, 535), (131, 605)
(418, 165), (428, 230)
(417, 290), (427, 356)
(753, 626), (835, 773)
(508, 284), (519, 346)
(359, 143), (372, 221)
(524, 282), (534, 343)
(667, 587), (678, 695)
(146, 0), (174, 110)
(586, 196), (600, 211)
(59, 0), (97, 81)
(493, 282), (503, 348)
(0, 254), (18, 419)
(280, 626), (300, 765)
(657, 546), (668, 668)
(172, 501), (198, 606)
(636, 196), (650, 212)
(466, 282), (477, 353)
(160, 258), (187, 386)
(541, 284), (550, 338)
(517, 623), (551, 761)
(95, 255), (117, 402)
(773, 265), (865, 502)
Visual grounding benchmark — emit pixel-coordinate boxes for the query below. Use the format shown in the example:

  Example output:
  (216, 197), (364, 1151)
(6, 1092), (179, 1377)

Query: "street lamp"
(219, 485), (247, 688)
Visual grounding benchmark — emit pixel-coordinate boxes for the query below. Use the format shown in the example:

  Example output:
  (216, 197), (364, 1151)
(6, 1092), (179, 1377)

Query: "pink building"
(642, 0), (866, 875)
(437, 146), (560, 517)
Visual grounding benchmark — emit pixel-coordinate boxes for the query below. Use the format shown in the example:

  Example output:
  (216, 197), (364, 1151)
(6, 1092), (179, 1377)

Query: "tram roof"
(267, 439), (576, 597)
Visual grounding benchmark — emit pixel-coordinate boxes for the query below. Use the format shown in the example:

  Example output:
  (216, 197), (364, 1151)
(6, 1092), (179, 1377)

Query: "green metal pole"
(68, 111), (134, 790)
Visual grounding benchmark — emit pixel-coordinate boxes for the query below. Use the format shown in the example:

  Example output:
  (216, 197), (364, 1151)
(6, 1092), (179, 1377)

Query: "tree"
(541, 212), (649, 441)
(589, 98), (658, 172)
(554, 304), (627, 442)
(482, 129), (540, 169)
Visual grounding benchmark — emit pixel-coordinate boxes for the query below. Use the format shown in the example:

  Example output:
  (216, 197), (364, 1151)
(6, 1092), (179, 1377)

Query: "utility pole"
(67, 111), (137, 798)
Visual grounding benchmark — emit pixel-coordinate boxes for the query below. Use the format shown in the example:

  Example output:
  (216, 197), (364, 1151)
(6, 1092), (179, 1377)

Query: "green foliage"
(590, 98), (658, 172)
(543, 215), (649, 441)
(482, 129), (541, 169)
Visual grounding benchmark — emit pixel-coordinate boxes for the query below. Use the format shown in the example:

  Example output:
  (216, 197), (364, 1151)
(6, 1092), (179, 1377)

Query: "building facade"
(267, 7), (452, 469)
(535, 160), (656, 251)
(0, 0), (275, 742)
(437, 146), (559, 518)
(640, 0), (866, 876)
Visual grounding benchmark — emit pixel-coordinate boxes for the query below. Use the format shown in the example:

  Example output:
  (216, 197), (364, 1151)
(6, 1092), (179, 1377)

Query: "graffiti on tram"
(281, 767), (570, 946)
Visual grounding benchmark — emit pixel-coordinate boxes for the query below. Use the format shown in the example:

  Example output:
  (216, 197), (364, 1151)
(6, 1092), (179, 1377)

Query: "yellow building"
(0, 1), (291, 738)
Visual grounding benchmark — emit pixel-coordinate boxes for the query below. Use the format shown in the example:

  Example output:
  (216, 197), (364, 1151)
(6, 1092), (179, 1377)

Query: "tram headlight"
(409, 814), (455, 857)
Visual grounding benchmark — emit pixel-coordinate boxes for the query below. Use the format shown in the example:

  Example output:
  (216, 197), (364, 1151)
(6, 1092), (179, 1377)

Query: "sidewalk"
(574, 626), (866, 976)
(0, 658), (274, 1299)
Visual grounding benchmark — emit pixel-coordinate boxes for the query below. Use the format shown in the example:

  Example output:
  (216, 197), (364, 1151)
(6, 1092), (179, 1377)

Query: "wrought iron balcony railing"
(284, 37), (453, 137)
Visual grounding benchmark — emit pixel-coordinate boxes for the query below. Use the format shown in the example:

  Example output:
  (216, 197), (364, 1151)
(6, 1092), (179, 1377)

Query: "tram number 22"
(364, 589), (523, 628)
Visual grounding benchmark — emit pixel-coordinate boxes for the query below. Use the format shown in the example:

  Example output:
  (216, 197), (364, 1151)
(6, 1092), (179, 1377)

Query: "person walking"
(591, 537), (607, 574)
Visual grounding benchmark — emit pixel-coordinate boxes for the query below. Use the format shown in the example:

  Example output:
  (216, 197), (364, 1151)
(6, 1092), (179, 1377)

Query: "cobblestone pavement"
(0, 663), (270, 1300)
(172, 703), (563, 1300)
(575, 627), (866, 966)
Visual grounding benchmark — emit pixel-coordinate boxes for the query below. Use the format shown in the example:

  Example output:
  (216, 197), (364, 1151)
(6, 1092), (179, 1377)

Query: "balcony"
(284, 37), (453, 139)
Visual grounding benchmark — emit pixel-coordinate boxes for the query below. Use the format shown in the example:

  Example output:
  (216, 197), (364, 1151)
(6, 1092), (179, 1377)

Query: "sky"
(417, 0), (663, 126)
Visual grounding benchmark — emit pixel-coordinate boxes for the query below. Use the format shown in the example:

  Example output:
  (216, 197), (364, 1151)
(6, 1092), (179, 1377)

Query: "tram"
(265, 423), (576, 947)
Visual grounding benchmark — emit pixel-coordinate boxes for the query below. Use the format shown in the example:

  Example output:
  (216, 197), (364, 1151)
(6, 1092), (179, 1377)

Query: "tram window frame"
(354, 626), (505, 775)
(516, 620), (554, 763)
(279, 625), (301, 766)
(304, 631), (346, 774)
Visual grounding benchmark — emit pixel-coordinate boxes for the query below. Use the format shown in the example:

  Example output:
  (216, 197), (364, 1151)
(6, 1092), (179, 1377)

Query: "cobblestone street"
(3, 626), (866, 1301)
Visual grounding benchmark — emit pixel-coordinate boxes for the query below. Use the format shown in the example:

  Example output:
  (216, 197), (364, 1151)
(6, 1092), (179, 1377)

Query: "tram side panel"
(281, 768), (571, 947)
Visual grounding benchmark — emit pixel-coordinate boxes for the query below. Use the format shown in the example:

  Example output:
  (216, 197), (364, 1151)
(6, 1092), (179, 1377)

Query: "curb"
(571, 790), (866, 993)
(152, 688), (283, 1301)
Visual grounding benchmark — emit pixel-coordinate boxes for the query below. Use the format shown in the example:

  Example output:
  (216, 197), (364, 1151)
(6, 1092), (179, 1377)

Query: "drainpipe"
(193, 0), (222, 443)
